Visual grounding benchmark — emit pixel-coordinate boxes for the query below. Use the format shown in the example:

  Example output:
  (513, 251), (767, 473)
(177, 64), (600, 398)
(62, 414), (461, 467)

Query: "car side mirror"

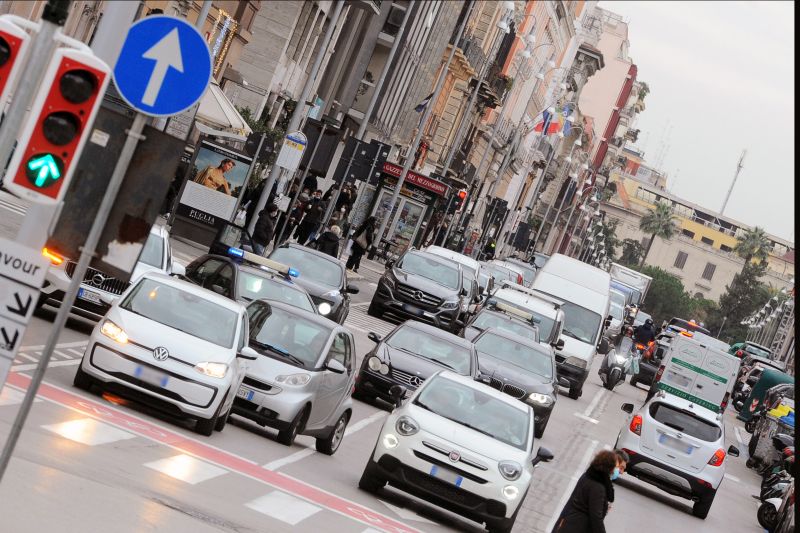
(326, 359), (346, 374)
(727, 445), (740, 457)
(532, 447), (554, 467)
(171, 261), (186, 277)
(346, 285), (360, 294)
(388, 384), (407, 408)
(460, 288), (468, 297)
(368, 332), (382, 344)
(551, 338), (565, 351)
(597, 337), (611, 354)
(621, 403), (634, 414)
(237, 346), (259, 361)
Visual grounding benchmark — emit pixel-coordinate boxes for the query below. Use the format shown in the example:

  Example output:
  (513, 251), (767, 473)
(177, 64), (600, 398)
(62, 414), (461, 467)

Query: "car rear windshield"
(237, 271), (315, 313)
(609, 292), (625, 321)
(744, 344), (771, 358)
(471, 311), (540, 342)
(397, 252), (460, 290)
(270, 247), (343, 288)
(649, 402), (722, 442)
(489, 295), (556, 340)
(121, 279), (237, 347)
(474, 332), (552, 379)
(483, 264), (515, 283)
(509, 261), (536, 285)
(414, 375), (529, 450)
(387, 326), (472, 375)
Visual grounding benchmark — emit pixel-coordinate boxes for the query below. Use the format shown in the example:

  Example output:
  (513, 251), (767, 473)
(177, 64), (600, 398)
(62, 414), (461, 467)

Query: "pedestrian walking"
(552, 449), (619, 533)
(296, 198), (327, 245)
(346, 216), (376, 273)
(314, 225), (342, 258)
(253, 204), (279, 255)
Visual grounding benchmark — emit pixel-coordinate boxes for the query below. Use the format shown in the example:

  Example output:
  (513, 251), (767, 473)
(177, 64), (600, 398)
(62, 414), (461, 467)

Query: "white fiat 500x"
(358, 370), (553, 533)
(74, 273), (258, 436)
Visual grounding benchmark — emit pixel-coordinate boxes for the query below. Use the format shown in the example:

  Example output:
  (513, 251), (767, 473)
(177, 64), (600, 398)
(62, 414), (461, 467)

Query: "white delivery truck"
(647, 331), (741, 412)
(609, 263), (653, 307)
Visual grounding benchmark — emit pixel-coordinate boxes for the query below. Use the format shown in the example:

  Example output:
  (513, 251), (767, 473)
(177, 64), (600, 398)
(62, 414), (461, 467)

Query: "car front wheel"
(278, 406), (309, 446)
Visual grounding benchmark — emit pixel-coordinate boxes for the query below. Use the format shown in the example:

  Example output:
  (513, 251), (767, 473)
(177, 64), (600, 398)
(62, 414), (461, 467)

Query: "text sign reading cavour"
(0, 237), (48, 287)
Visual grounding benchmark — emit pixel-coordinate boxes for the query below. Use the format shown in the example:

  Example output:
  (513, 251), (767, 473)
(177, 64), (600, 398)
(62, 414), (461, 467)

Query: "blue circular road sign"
(113, 15), (212, 117)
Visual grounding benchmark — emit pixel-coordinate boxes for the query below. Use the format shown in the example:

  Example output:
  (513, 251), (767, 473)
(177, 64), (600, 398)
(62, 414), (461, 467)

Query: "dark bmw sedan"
(354, 320), (477, 404)
(473, 328), (557, 438)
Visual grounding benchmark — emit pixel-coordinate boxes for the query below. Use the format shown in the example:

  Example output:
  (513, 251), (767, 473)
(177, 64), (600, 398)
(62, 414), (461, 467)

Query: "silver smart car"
(232, 300), (356, 454)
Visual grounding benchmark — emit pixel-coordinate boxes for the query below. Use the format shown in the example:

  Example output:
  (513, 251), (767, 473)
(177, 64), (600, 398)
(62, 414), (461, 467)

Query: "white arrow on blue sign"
(113, 15), (212, 117)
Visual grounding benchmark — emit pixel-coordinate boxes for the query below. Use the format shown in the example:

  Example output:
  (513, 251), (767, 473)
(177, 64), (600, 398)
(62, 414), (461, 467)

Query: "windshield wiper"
(455, 420), (499, 440)
(562, 330), (588, 343)
(250, 340), (306, 367)
(426, 357), (458, 371)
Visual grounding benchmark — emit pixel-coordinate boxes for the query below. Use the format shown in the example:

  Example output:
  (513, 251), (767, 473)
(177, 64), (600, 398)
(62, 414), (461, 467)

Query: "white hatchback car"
(358, 371), (553, 533)
(615, 392), (740, 519)
(74, 273), (257, 436)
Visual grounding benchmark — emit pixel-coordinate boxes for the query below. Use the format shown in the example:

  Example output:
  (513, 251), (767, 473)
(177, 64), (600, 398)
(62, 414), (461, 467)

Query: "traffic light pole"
(0, 112), (149, 483)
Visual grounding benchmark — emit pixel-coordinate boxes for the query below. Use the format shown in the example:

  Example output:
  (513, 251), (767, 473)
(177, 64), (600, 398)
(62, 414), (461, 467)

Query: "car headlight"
(395, 416), (419, 436)
(441, 300), (459, 310)
(275, 373), (311, 386)
(194, 362), (228, 378)
(527, 393), (554, 406)
(368, 356), (382, 372)
(100, 320), (128, 344)
(318, 302), (333, 315)
(503, 485), (520, 500)
(382, 433), (399, 449)
(564, 356), (588, 369)
(498, 460), (523, 481)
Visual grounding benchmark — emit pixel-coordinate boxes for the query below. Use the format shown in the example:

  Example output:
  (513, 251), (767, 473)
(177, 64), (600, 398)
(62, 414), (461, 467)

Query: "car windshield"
(397, 253), (460, 290)
(414, 376), (529, 450)
(475, 332), (552, 379)
(237, 271), (315, 312)
(387, 326), (472, 374)
(537, 295), (601, 344)
(745, 344), (771, 358)
(609, 292), (626, 321)
(649, 402), (722, 442)
(471, 311), (540, 342)
(247, 303), (332, 368)
(270, 247), (343, 288)
(120, 279), (237, 347)
(489, 296), (557, 340)
(138, 233), (163, 268)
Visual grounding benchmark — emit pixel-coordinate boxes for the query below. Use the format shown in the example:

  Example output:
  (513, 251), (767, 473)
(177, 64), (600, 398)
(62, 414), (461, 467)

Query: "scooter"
(599, 338), (640, 391)
(732, 382), (752, 413)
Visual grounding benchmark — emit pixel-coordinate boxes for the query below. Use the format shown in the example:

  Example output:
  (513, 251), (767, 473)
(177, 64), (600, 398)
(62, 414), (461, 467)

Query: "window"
(674, 251), (688, 269)
(210, 265), (235, 295)
(701, 262), (716, 281)
(681, 229), (695, 239)
(720, 244), (733, 253)
(238, 316), (247, 352)
(649, 402), (721, 442)
(701, 236), (714, 246)
(187, 258), (225, 287)
(329, 333), (348, 367)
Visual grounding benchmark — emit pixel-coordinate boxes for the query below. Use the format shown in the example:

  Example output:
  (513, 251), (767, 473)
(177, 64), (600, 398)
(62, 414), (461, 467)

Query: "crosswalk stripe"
(15, 353), (37, 363)
(67, 348), (84, 357)
(344, 306), (395, 337)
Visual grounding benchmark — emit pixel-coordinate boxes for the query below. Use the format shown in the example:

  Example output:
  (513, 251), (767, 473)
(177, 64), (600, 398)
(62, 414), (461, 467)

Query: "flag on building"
(414, 93), (434, 113)
(534, 107), (564, 135)
(562, 106), (573, 136)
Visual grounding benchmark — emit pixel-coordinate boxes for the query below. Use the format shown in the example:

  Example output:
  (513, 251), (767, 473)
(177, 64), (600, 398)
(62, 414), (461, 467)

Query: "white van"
(531, 254), (611, 399)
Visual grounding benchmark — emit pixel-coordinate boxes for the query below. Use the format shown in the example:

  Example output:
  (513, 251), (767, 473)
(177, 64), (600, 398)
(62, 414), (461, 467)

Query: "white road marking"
(245, 491), (322, 525)
(583, 388), (607, 417)
(144, 454), (228, 485)
(573, 412), (599, 424)
(53, 350), (72, 360)
(67, 348), (84, 357)
(12, 359), (81, 372)
(263, 411), (387, 471)
(42, 418), (136, 446)
(378, 499), (438, 525)
(15, 353), (37, 363)
(19, 340), (88, 352)
(0, 387), (40, 406)
(546, 439), (599, 533)
(725, 473), (741, 483)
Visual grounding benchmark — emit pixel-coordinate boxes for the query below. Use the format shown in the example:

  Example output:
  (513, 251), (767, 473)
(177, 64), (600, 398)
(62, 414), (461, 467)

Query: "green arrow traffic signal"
(25, 153), (64, 188)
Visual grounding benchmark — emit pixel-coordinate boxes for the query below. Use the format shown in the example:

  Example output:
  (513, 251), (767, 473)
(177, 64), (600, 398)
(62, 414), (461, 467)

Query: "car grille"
(486, 377), (527, 399)
(391, 367), (424, 389)
(65, 261), (130, 295)
(396, 283), (442, 307)
(412, 450), (488, 484)
(242, 376), (273, 392)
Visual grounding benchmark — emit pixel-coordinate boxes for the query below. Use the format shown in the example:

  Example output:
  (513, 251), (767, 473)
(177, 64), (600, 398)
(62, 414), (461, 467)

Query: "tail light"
(636, 343), (646, 350)
(708, 448), (726, 467)
(697, 478), (713, 488)
(629, 414), (642, 435)
(517, 274), (523, 284)
(42, 247), (64, 265)
(749, 399), (760, 412)
(736, 349), (743, 357)
(720, 391), (730, 411)
(654, 364), (666, 383)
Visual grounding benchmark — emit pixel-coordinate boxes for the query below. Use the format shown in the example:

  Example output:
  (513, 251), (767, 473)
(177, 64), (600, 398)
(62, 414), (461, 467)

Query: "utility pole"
(720, 149), (746, 216)
(248, 1), (345, 236)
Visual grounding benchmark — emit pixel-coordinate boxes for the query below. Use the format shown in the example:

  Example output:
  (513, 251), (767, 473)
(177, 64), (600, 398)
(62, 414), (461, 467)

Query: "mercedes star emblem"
(413, 290), (424, 301)
(408, 376), (422, 387)
(153, 346), (169, 361)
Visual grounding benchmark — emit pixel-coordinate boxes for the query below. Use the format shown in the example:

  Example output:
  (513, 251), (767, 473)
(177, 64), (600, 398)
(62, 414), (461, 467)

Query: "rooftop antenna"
(720, 149), (746, 215)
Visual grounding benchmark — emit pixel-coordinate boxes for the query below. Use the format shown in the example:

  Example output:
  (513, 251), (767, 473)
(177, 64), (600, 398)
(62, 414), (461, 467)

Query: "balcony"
(348, 0), (382, 15)
(457, 35), (488, 76)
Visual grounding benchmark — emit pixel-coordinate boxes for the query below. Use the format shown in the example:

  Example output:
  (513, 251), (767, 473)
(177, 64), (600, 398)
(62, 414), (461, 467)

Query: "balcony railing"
(457, 35), (489, 75)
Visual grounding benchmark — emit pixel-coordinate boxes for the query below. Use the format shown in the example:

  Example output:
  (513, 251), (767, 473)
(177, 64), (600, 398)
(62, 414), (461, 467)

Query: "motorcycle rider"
(633, 318), (656, 345)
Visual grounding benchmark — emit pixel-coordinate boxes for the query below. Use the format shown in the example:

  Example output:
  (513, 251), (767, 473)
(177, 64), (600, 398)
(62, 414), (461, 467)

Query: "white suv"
(615, 392), (740, 518)
(358, 370), (553, 533)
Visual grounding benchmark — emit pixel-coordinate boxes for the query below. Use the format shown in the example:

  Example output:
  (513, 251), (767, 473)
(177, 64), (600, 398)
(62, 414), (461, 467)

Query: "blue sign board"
(113, 15), (212, 117)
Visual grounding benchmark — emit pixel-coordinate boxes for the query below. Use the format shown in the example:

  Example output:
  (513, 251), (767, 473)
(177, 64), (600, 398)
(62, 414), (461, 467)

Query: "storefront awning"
(194, 81), (252, 139)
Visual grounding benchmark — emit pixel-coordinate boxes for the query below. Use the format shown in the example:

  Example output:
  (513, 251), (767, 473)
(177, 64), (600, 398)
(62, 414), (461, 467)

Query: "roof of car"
(403, 249), (464, 271)
(648, 393), (721, 425)
(504, 258), (537, 271)
(744, 341), (771, 352)
(431, 370), (531, 412)
(475, 327), (547, 352)
(492, 286), (562, 316)
(282, 243), (346, 267)
(423, 246), (479, 271)
(139, 272), (245, 312)
(396, 320), (474, 348)
(253, 299), (342, 329)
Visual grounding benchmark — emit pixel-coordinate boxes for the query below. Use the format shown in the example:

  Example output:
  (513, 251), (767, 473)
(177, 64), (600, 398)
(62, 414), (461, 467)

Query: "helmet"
(644, 318), (654, 326)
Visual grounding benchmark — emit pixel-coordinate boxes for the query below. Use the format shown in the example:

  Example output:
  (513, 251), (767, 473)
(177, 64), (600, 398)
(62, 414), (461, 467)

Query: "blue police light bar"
(228, 247), (245, 259)
(227, 246), (300, 279)
(288, 268), (300, 278)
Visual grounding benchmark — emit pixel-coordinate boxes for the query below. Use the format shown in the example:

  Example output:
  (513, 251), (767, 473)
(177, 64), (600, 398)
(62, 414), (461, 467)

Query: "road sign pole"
(0, 114), (148, 484)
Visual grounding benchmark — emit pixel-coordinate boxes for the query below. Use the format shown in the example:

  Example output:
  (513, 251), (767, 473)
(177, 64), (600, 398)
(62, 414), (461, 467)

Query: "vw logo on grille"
(91, 273), (106, 286)
(408, 376), (422, 387)
(153, 346), (169, 361)
(413, 290), (424, 301)
(448, 451), (461, 463)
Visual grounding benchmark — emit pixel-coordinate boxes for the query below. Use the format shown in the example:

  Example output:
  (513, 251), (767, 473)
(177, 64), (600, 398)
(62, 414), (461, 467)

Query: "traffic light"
(0, 18), (31, 114)
(454, 189), (467, 211)
(5, 47), (110, 204)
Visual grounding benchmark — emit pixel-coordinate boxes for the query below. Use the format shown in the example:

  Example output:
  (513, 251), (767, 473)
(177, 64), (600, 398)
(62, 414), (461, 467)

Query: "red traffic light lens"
(59, 69), (97, 104)
(42, 111), (80, 145)
(0, 36), (10, 66)
(457, 189), (467, 199)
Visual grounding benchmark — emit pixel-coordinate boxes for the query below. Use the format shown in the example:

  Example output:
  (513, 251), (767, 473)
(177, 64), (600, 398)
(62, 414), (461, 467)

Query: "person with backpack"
(346, 216), (376, 273)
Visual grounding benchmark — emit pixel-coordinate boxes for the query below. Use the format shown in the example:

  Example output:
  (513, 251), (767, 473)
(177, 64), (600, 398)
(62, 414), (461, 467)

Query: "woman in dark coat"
(314, 225), (342, 258)
(552, 449), (619, 533)
(346, 215), (376, 273)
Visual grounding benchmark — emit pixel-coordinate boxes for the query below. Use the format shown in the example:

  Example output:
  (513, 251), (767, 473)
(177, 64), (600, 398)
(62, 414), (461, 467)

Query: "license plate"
(430, 465), (463, 486)
(134, 365), (169, 387)
(659, 433), (693, 454)
(237, 386), (255, 401)
(402, 303), (423, 316)
(78, 287), (102, 304)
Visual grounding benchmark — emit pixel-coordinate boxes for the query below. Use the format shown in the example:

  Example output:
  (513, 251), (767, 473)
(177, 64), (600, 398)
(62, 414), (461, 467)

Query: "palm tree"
(734, 226), (771, 273)
(638, 202), (677, 267)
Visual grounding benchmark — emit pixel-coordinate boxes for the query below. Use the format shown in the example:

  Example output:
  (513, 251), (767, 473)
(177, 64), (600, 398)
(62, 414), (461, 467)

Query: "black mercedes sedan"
(354, 320), (477, 405)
